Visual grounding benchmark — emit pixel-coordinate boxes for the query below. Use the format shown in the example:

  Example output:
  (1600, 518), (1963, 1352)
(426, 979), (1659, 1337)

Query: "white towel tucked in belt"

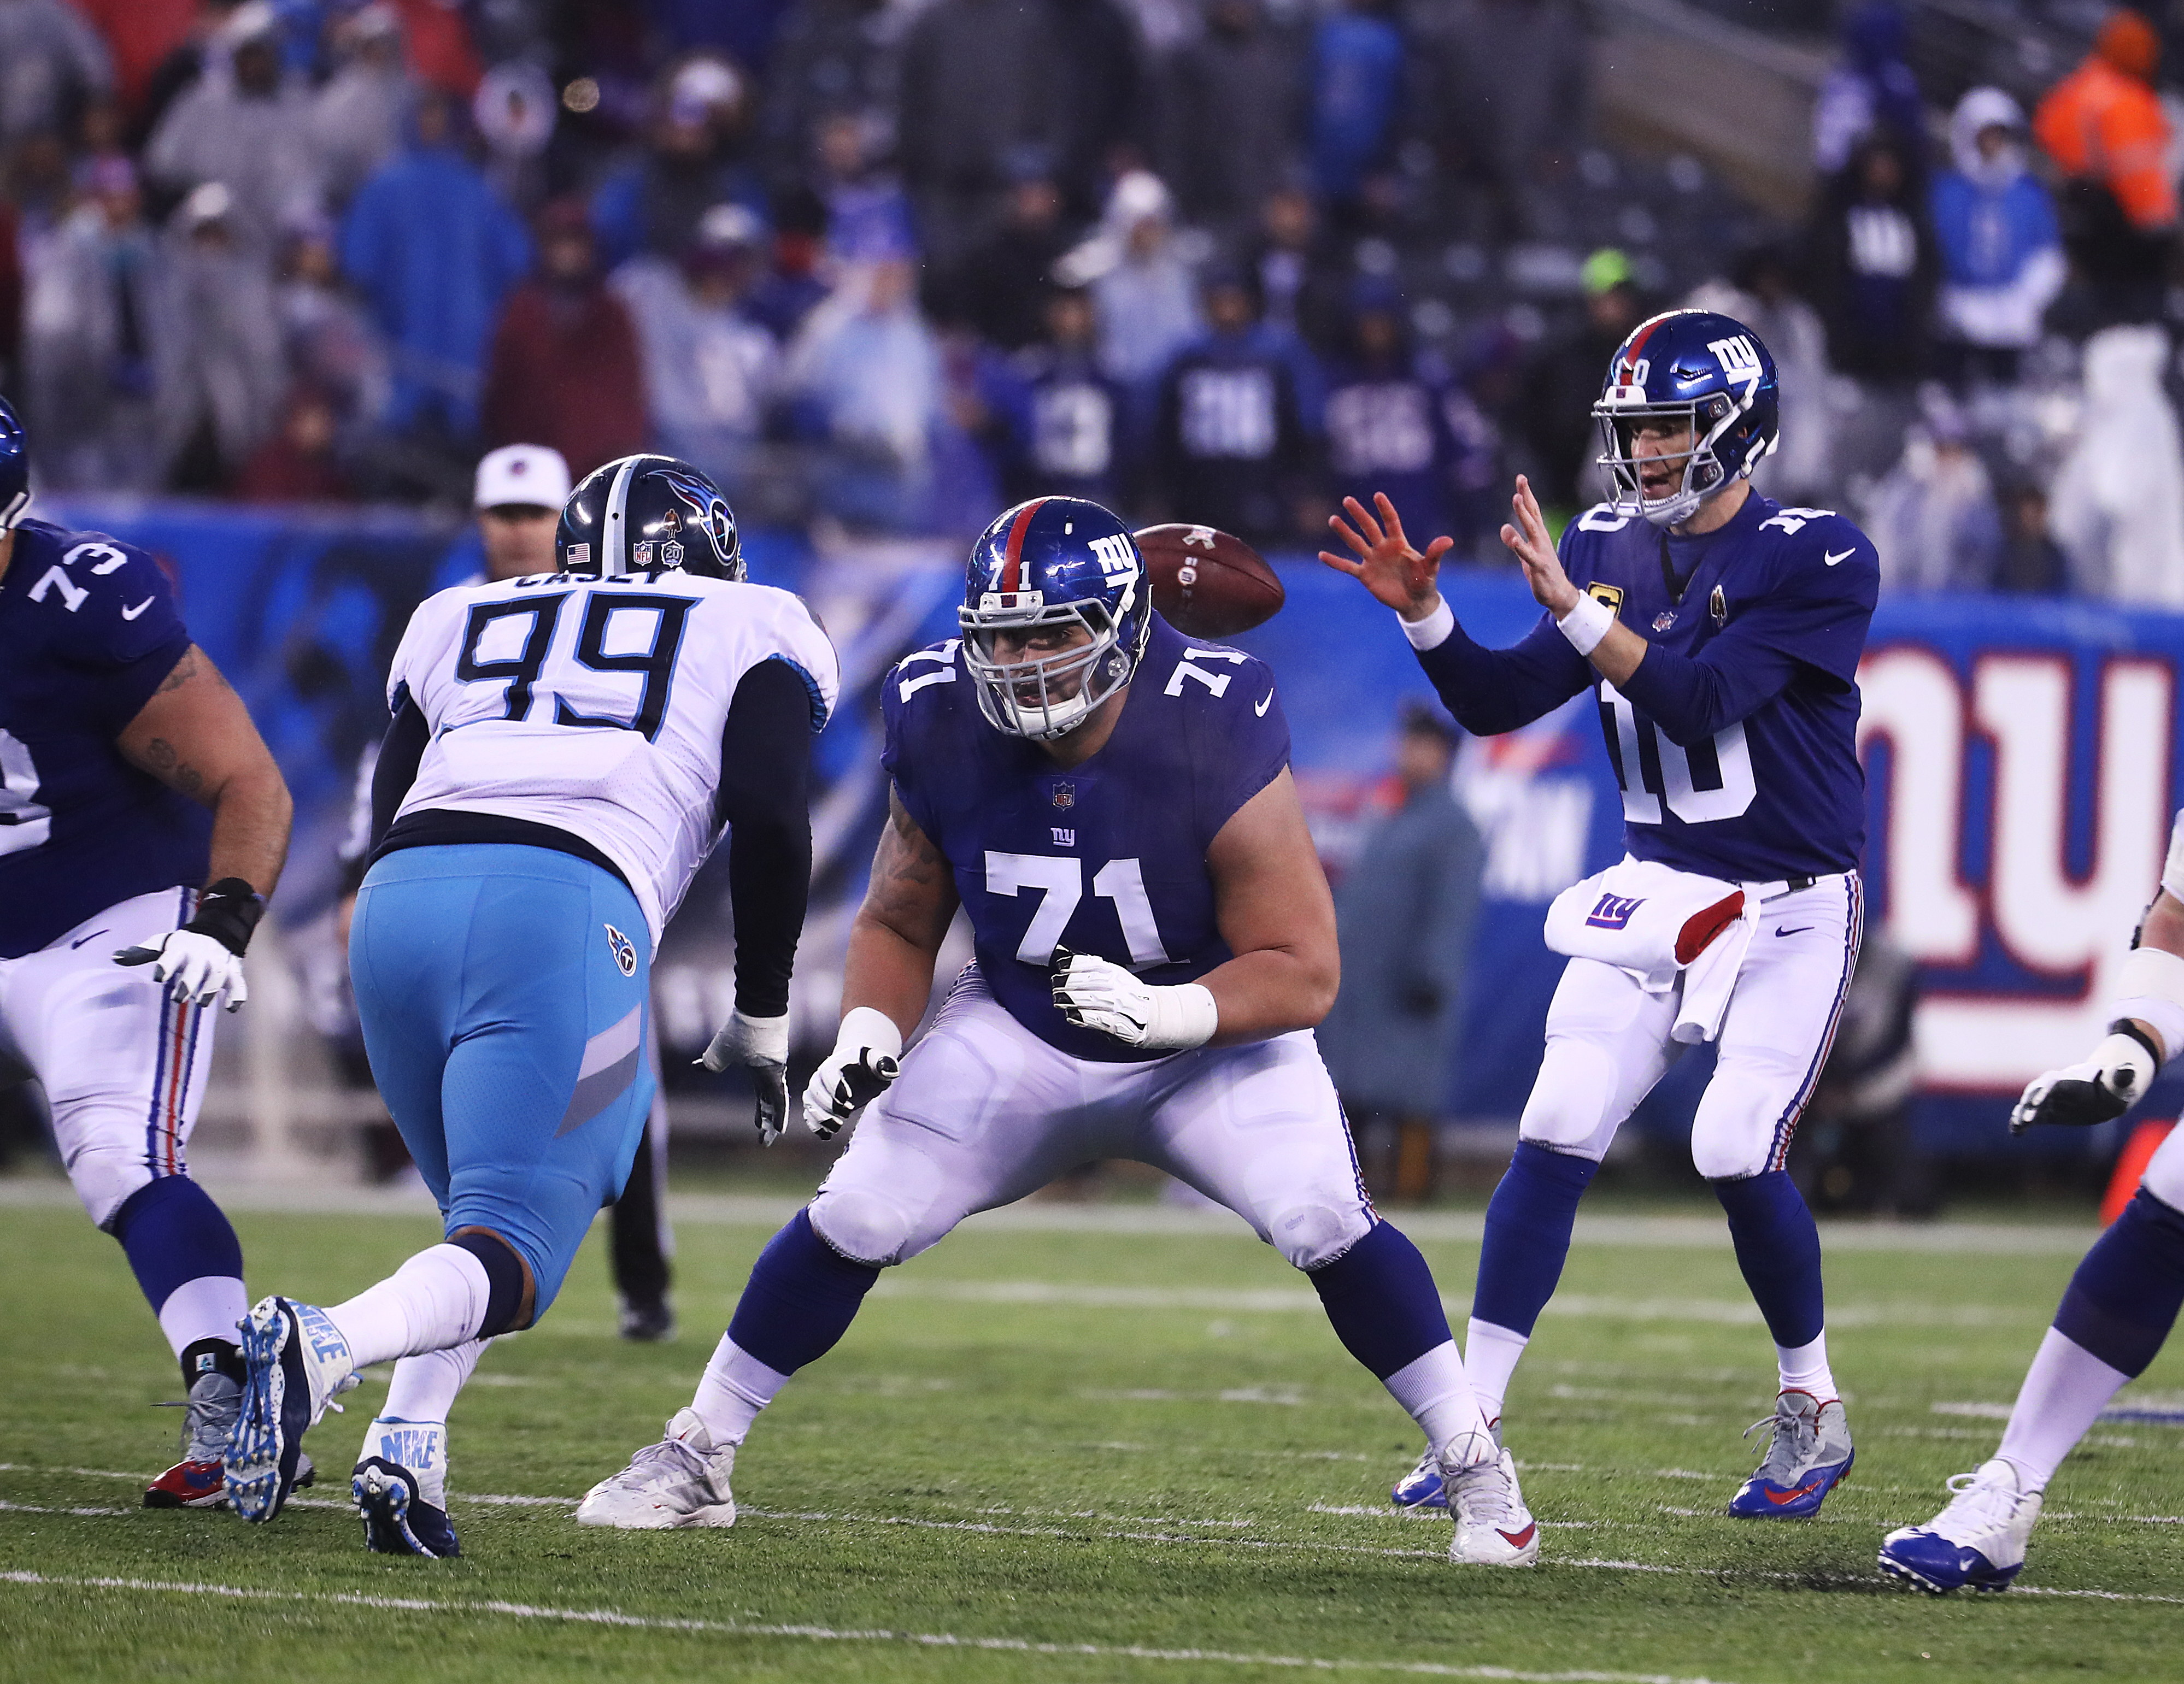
(1542, 857), (1756, 1044)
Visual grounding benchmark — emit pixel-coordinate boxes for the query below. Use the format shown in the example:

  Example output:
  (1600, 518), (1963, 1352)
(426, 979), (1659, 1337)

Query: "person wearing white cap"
(336, 441), (678, 1343)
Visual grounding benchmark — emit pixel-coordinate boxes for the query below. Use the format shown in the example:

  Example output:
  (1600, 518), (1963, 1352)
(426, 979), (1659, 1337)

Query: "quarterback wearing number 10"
(1326, 308), (1881, 1526)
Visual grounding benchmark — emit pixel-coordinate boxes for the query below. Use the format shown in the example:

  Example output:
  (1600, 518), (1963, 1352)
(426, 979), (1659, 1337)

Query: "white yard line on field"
(0, 1570), (1760, 1683)
(0, 1175), (2107, 1255)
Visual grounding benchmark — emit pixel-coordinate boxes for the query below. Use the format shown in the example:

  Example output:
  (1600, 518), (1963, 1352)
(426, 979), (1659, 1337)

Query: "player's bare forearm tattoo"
(154, 648), (198, 693)
(136, 736), (205, 797)
(861, 790), (956, 950)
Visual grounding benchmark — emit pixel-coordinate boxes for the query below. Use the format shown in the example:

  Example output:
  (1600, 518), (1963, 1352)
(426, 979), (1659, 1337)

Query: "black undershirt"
(366, 657), (816, 1017)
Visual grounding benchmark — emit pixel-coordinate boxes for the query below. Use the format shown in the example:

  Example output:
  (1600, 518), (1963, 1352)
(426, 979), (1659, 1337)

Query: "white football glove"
(699, 1010), (791, 1146)
(1050, 947), (1217, 1050)
(2009, 1029), (2159, 1134)
(114, 928), (249, 1012)
(801, 1006), (902, 1140)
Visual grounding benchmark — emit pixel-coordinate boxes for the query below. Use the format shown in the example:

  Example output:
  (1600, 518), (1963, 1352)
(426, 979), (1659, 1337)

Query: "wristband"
(2111, 941), (2184, 1067)
(835, 1004), (904, 1063)
(1555, 592), (1615, 657)
(190, 879), (267, 957)
(1399, 596), (1454, 651)
(1143, 981), (1219, 1050)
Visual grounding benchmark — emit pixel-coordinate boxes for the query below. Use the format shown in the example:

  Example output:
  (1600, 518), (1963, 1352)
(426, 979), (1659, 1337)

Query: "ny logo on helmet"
(1088, 533), (1136, 579)
(1708, 335), (1764, 390)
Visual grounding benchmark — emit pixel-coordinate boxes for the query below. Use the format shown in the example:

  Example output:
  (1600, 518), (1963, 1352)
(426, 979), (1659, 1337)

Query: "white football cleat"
(1440, 1429), (1538, 1566)
(227, 1296), (359, 1522)
(576, 1408), (738, 1529)
(1878, 1458), (2044, 1594)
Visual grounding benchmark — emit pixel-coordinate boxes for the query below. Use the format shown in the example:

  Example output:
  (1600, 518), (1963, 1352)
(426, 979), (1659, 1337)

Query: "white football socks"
(156, 1274), (250, 1360)
(1464, 1317), (1530, 1428)
(690, 1334), (791, 1446)
(384, 1338), (491, 1422)
(1382, 1340), (1487, 1456)
(1776, 1332), (1838, 1402)
(1995, 1326), (2133, 1492)
(325, 1244), (491, 1369)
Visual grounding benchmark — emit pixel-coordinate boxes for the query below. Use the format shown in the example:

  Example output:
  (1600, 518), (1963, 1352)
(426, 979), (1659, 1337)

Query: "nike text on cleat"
(1440, 1429), (1537, 1566)
(354, 1457), (461, 1557)
(1877, 1458), (2042, 1594)
(225, 1296), (359, 1523)
(1727, 1389), (1853, 1518)
(576, 1408), (738, 1529)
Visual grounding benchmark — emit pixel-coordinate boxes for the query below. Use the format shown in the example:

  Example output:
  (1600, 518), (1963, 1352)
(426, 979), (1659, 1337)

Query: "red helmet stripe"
(1617, 315), (1668, 386)
(1000, 497), (1047, 595)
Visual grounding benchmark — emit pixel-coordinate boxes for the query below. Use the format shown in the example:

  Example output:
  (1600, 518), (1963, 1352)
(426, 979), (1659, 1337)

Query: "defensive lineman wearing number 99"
(1324, 310), (1882, 1521)
(581, 497), (1535, 1568)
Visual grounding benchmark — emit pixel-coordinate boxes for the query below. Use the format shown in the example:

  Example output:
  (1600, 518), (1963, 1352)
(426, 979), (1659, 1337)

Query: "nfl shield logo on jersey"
(1052, 781), (1075, 810)
(604, 925), (637, 977)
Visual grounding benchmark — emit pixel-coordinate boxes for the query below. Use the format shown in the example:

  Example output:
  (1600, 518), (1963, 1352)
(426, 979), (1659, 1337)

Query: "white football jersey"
(385, 570), (839, 943)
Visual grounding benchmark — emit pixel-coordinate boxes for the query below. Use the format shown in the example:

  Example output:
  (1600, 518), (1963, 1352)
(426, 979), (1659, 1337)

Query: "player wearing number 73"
(225, 456), (840, 1555)
(1323, 309), (1882, 1523)
(580, 496), (1539, 1568)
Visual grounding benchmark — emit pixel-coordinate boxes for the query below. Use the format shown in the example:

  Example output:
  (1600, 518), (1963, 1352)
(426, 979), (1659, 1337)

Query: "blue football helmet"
(1592, 309), (1780, 528)
(556, 454), (742, 580)
(0, 394), (28, 527)
(959, 497), (1151, 740)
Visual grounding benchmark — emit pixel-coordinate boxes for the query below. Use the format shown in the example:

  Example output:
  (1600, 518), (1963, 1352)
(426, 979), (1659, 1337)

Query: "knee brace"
(1517, 1039), (1624, 1161)
(808, 1187), (920, 1267)
(1267, 1199), (1372, 1271)
(1690, 1063), (1796, 1182)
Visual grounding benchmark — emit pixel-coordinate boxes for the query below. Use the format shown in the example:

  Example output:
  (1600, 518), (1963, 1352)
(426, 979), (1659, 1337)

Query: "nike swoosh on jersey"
(1823, 548), (1854, 567)
(1775, 926), (1813, 937)
(1497, 1521), (1537, 1548)
(1254, 692), (1273, 717)
(70, 929), (110, 950)
(121, 597), (155, 619)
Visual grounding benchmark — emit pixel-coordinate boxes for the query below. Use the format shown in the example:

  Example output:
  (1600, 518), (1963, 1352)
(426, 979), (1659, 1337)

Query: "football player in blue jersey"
(1324, 310), (1881, 1522)
(0, 395), (296, 1509)
(579, 496), (1540, 1567)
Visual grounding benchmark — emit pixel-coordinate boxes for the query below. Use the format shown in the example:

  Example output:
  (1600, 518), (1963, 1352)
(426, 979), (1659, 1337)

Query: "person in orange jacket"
(2033, 9), (2176, 321)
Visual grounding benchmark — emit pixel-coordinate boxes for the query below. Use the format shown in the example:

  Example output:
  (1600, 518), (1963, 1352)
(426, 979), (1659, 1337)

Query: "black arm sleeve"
(368, 698), (430, 853)
(716, 657), (818, 1018)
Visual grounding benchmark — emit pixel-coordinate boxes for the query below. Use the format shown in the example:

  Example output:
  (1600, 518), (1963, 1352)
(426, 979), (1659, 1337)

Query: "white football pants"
(0, 886), (214, 1227)
(1518, 872), (1863, 1181)
(810, 967), (1374, 1269)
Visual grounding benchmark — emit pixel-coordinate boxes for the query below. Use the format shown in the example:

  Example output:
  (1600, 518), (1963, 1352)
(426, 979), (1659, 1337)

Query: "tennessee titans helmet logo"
(959, 497), (1152, 741)
(557, 454), (743, 580)
(1593, 309), (1780, 528)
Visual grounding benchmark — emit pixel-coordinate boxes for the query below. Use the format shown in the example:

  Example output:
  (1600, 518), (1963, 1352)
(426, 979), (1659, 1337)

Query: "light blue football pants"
(350, 844), (655, 1316)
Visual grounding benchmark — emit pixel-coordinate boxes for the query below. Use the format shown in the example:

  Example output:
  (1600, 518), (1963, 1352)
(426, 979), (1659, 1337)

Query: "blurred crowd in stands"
(11, 0), (2184, 602)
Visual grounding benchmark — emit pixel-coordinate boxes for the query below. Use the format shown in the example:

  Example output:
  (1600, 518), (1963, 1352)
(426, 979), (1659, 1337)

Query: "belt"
(1751, 872), (1829, 903)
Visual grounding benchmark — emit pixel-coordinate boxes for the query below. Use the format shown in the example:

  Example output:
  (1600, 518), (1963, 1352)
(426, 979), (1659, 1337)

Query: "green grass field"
(4, 1182), (2182, 1684)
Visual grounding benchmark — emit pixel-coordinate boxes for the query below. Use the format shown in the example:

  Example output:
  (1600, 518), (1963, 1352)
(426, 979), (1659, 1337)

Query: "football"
(1135, 523), (1284, 638)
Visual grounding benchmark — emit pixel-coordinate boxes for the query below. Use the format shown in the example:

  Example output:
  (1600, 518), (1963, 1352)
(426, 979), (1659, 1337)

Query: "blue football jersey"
(1416, 491), (1878, 882)
(882, 615), (1291, 1062)
(0, 519), (210, 958)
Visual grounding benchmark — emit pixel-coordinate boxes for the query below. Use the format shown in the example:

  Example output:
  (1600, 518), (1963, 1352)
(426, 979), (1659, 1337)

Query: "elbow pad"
(2111, 941), (2184, 1067)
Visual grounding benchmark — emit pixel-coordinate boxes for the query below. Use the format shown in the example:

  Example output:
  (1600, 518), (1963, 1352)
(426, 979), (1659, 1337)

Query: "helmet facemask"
(1595, 390), (1771, 528)
(960, 588), (1140, 741)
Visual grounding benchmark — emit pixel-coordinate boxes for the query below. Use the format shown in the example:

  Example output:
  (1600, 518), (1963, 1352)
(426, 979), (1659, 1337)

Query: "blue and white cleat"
(1393, 1418), (1499, 1510)
(226, 1296), (359, 1522)
(1727, 1389), (1853, 1517)
(1878, 1459), (2042, 1594)
(354, 1457), (461, 1557)
(1392, 1447), (1446, 1509)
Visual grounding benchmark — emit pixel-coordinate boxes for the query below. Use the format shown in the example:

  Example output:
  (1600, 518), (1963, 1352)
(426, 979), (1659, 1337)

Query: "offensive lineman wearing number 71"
(1324, 309), (1882, 1527)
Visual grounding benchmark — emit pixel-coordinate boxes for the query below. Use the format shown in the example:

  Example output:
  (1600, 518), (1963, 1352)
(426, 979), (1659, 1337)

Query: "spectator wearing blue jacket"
(1322, 281), (1460, 543)
(1308, 0), (1403, 222)
(339, 90), (531, 437)
(1930, 86), (2065, 387)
